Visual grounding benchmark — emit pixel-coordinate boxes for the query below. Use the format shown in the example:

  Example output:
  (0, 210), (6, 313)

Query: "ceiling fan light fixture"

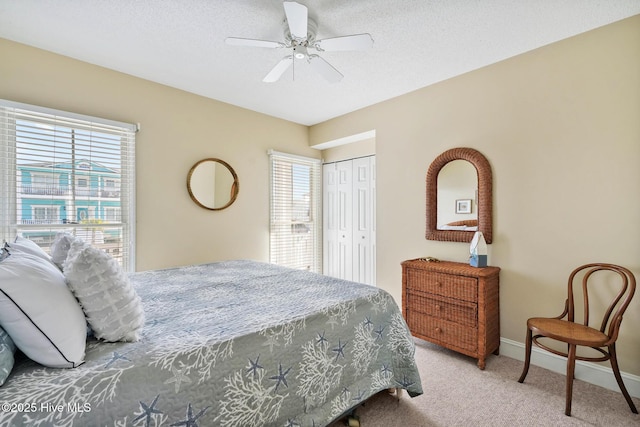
(293, 45), (307, 60)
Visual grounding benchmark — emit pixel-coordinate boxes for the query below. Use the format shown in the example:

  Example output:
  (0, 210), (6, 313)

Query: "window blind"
(0, 100), (136, 271)
(269, 150), (321, 273)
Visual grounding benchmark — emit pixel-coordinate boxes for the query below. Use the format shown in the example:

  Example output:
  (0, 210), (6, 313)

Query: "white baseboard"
(500, 337), (640, 399)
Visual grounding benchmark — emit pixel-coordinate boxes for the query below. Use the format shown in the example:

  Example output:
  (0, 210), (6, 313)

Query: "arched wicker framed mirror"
(187, 158), (239, 211)
(426, 147), (493, 243)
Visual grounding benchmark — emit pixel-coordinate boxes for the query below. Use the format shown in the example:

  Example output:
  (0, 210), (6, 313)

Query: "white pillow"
(0, 252), (86, 368)
(64, 240), (144, 342)
(5, 236), (55, 266)
(50, 232), (81, 270)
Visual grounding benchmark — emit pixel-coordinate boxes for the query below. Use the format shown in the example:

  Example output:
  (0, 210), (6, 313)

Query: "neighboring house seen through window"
(0, 100), (137, 271)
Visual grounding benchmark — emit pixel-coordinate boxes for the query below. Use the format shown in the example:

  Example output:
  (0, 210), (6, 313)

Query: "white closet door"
(323, 156), (375, 285)
(370, 156), (376, 285)
(336, 160), (353, 281)
(322, 164), (338, 277)
(322, 160), (353, 280)
(352, 157), (374, 285)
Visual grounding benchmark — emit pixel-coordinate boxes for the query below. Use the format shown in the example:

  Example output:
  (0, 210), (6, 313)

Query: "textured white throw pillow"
(50, 232), (81, 270)
(0, 252), (86, 368)
(64, 240), (145, 342)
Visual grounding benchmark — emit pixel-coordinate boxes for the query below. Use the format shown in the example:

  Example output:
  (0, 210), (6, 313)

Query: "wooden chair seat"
(518, 263), (637, 416)
(527, 317), (608, 347)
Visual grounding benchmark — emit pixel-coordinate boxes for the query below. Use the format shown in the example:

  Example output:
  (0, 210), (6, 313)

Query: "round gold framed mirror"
(187, 158), (239, 211)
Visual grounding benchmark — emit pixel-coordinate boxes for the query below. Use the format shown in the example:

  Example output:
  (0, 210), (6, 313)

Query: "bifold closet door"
(323, 156), (375, 285)
(322, 164), (338, 278)
(352, 157), (375, 285)
(323, 160), (353, 280)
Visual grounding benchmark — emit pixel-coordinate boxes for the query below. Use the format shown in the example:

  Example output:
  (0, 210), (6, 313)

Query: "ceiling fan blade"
(315, 33), (374, 51)
(283, 1), (308, 40)
(309, 55), (343, 83)
(263, 56), (294, 82)
(225, 37), (284, 49)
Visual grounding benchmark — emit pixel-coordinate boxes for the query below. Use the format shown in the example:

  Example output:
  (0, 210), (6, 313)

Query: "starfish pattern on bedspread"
(363, 316), (374, 329)
(169, 403), (208, 427)
(332, 339), (348, 361)
(340, 386), (350, 398)
(394, 374), (416, 389)
(132, 394), (163, 427)
(374, 325), (386, 340)
(164, 365), (192, 393)
(316, 330), (328, 345)
(353, 389), (366, 402)
(381, 363), (392, 376)
(269, 363), (292, 392)
(105, 351), (132, 368)
(246, 354), (263, 379)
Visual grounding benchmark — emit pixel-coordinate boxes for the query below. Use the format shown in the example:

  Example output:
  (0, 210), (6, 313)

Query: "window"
(32, 206), (59, 224)
(269, 150), (321, 272)
(0, 100), (137, 271)
(32, 173), (55, 192)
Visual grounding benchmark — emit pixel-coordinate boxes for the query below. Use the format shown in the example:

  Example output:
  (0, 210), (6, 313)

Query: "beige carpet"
(331, 338), (640, 427)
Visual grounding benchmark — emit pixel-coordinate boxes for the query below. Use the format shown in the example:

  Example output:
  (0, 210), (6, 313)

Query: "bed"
(438, 219), (478, 231)
(0, 258), (423, 426)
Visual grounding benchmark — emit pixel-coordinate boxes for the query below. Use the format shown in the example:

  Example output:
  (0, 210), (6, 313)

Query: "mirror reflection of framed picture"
(456, 199), (472, 214)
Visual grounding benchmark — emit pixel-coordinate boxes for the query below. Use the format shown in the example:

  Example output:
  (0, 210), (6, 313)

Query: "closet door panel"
(353, 157), (373, 285)
(371, 157), (376, 284)
(336, 160), (353, 281)
(322, 165), (338, 277)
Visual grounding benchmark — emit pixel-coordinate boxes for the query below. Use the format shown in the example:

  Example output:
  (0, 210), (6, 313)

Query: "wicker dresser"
(401, 259), (500, 369)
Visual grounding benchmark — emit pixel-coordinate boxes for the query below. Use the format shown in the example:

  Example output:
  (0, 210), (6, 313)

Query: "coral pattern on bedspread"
(0, 260), (422, 427)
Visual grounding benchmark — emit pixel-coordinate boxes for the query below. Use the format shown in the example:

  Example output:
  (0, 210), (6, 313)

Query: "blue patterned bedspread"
(0, 260), (423, 426)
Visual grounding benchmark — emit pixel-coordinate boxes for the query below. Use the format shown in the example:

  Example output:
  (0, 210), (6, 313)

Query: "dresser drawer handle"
(436, 281), (442, 287)
(435, 305), (441, 311)
(435, 327), (442, 333)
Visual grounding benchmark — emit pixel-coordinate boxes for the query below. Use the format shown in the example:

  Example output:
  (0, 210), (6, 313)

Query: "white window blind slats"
(269, 151), (321, 273)
(0, 100), (136, 271)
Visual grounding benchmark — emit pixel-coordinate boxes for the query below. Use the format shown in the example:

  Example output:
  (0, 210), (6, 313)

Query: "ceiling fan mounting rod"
(283, 17), (317, 47)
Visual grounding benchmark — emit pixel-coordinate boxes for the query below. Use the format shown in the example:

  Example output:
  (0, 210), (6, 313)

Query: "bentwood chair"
(518, 263), (638, 416)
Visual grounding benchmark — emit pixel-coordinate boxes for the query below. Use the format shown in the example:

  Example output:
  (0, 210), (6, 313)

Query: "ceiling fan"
(225, 1), (373, 83)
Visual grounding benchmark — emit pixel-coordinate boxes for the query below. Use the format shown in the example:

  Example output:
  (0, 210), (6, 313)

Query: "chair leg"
(565, 344), (577, 416)
(518, 327), (532, 383)
(609, 344), (639, 414)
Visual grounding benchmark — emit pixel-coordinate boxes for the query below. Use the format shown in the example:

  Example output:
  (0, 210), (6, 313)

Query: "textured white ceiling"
(1, 1), (639, 126)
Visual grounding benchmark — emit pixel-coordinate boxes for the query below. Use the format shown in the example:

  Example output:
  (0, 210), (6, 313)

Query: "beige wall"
(0, 38), (318, 271)
(310, 15), (640, 375)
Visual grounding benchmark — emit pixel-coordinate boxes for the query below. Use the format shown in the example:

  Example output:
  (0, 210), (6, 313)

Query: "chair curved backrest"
(565, 263), (636, 344)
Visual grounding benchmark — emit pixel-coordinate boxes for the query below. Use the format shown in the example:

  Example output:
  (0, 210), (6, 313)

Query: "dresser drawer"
(406, 292), (477, 327)
(407, 314), (478, 353)
(406, 268), (478, 302)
